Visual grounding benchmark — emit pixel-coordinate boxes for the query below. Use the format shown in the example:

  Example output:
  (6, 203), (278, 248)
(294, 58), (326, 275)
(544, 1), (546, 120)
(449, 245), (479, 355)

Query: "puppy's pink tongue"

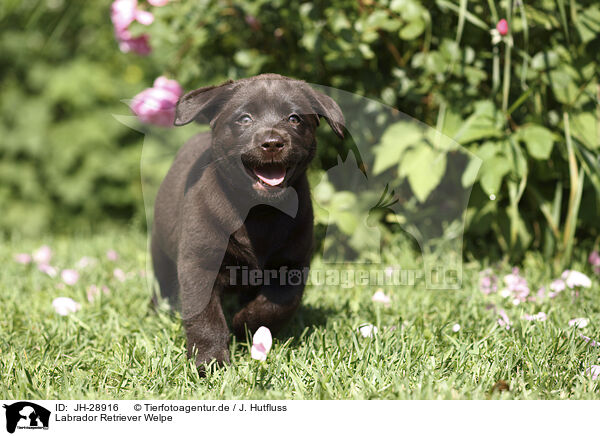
(254, 166), (286, 186)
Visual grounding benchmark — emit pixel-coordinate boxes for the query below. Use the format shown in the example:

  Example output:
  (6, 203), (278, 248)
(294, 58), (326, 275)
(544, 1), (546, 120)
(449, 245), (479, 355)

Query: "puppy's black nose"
(261, 137), (285, 153)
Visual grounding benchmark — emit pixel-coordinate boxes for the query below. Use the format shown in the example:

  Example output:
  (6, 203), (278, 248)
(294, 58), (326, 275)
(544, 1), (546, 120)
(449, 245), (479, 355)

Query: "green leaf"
(571, 112), (598, 150)
(548, 68), (578, 104)
(575, 5), (600, 44)
(399, 145), (447, 202)
(461, 156), (482, 187)
(518, 125), (555, 159)
(399, 19), (425, 40)
(479, 155), (511, 196)
(373, 122), (423, 175)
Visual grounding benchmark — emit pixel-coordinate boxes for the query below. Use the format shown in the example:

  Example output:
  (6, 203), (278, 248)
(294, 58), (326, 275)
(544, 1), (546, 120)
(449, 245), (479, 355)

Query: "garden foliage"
(1, 0), (599, 265)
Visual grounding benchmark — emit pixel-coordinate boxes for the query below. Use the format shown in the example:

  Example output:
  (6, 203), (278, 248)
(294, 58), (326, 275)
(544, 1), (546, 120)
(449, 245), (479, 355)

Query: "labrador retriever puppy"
(151, 74), (344, 370)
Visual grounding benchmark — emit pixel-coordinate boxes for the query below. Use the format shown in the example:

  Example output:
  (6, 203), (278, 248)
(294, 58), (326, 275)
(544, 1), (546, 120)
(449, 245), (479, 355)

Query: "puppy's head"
(174, 74), (344, 199)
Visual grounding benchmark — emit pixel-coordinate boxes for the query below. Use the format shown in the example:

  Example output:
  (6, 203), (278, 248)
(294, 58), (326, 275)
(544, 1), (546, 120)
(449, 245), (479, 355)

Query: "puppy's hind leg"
(151, 237), (180, 309)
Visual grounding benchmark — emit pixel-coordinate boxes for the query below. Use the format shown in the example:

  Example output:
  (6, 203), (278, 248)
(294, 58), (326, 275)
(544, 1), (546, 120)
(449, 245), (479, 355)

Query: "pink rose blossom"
(131, 76), (183, 127)
(148, 0), (170, 6)
(111, 0), (154, 55)
(14, 253), (32, 264)
(61, 269), (79, 286)
(251, 326), (272, 361)
(496, 19), (508, 36)
(111, 0), (154, 33)
(117, 32), (151, 55)
(106, 250), (119, 261)
(589, 251), (600, 266)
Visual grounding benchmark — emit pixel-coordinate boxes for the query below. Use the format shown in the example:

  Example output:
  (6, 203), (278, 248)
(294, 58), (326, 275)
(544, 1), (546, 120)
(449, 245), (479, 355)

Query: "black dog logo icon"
(3, 402), (50, 433)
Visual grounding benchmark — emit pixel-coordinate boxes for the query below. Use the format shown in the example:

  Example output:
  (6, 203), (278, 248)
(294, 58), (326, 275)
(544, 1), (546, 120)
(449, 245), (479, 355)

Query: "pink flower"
(358, 324), (378, 338)
(61, 269), (79, 285)
(52, 297), (81, 316)
(501, 268), (530, 302)
(106, 250), (119, 261)
(131, 76), (183, 127)
(113, 268), (127, 282)
(568, 318), (589, 328)
(589, 251), (600, 266)
(87, 285), (110, 303)
(549, 278), (566, 293)
(579, 334), (599, 347)
(117, 32), (151, 55)
(496, 19), (508, 36)
(452, 323), (461, 332)
(76, 256), (97, 269)
(251, 326), (272, 361)
(584, 365), (600, 380)
(111, 0), (154, 33)
(38, 263), (58, 277)
(111, 0), (154, 55)
(522, 312), (547, 322)
(148, 0), (169, 6)
(371, 289), (391, 306)
(14, 253), (32, 264)
(479, 269), (498, 294)
(33, 245), (52, 265)
(497, 309), (511, 330)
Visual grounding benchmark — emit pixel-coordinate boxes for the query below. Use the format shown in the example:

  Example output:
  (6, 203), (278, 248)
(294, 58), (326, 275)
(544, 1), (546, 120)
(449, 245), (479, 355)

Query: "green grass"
(1, 228), (599, 399)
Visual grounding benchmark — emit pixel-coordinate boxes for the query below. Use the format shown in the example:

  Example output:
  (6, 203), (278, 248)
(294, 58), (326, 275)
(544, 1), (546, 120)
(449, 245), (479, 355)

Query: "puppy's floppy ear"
(309, 88), (345, 139)
(174, 80), (234, 126)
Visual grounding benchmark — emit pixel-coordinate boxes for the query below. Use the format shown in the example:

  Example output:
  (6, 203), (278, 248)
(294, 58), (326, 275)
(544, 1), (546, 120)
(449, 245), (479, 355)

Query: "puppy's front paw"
(193, 347), (230, 376)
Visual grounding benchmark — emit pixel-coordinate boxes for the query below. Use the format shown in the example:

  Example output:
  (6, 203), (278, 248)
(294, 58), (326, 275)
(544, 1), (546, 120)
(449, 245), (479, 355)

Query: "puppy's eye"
(288, 114), (301, 124)
(237, 114), (253, 125)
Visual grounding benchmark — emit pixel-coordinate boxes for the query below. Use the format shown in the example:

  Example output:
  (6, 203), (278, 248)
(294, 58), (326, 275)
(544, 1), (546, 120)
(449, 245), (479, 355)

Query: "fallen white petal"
(562, 270), (592, 289)
(568, 317), (589, 328)
(371, 289), (391, 305)
(452, 323), (461, 332)
(251, 326), (272, 361)
(52, 297), (81, 316)
(358, 324), (378, 338)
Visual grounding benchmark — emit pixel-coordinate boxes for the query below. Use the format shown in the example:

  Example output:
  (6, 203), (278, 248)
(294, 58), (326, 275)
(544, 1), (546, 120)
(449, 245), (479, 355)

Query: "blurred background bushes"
(1, 0), (599, 264)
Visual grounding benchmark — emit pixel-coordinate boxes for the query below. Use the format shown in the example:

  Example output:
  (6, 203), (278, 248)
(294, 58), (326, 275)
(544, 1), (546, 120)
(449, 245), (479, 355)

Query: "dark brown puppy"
(151, 74), (344, 370)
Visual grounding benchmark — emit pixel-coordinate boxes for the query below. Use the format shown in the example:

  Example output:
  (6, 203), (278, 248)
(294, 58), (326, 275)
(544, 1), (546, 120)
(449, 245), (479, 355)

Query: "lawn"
(1, 228), (599, 399)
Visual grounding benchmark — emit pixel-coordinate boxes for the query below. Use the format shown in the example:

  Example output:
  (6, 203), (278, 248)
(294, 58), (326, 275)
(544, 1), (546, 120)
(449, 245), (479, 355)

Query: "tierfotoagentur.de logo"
(2, 402), (50, 434)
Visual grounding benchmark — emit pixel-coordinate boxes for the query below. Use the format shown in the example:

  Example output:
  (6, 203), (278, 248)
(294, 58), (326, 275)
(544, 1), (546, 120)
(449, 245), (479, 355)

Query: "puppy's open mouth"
(249, 163), (288, 188)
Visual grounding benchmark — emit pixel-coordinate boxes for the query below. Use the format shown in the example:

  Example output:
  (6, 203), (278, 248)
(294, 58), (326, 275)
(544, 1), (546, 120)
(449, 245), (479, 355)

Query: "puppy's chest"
(226, 211), (295, 268)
